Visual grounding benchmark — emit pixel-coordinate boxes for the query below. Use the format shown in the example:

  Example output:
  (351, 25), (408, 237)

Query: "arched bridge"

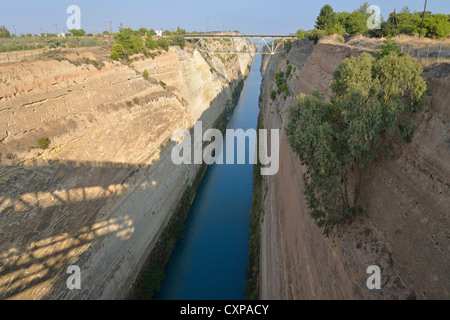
(183, 34), (297, 55)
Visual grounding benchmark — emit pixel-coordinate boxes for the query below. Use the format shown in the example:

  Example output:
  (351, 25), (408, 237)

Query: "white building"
(156, 30), (163, 37)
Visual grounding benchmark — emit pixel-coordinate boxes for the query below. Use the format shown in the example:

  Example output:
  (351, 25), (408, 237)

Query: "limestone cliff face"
(0, 45), (252, 299)
(259, 37), (449, 299)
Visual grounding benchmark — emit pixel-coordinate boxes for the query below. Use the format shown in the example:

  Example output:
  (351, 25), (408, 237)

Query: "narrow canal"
(156, 55), (262, 300)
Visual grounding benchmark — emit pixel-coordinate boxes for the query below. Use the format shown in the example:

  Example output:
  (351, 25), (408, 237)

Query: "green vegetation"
(304, 28), (327, 44)
(270, 90), (277, 101)
(296, 29), (305, 39)
(114, 24), (144, 56)
(285, 42), (427, 237)
(69, 29), (86, 37)
(157, 37), (169, 51)
(37, 137), (50, 150)
(159, 81), (167, 89)
(143, 69), (149, 80)
(0, 25), (11, 38)
(171, 35), (186, 49)
(126, 101), (133, 107)
(0, 35), (109, 53)
(284, 39), (292, 53)
(244, 112), (264, 300)
(110, 50), (119, 60)
(285, 64), (293, 79)
(309, 3), (450, 39)
(145, 35), (158, 50)
(274, 71), (289, 99)
(209, 67), (217, 73)
(133, 97), (139, 105)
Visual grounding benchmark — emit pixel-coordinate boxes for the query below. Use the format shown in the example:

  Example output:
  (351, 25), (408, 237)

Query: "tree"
(157, 37), (169, 51)
(138, 27), (149, 36)
(423, 14), (450, 38)
(296, 29), (305, 39)
(110, 50), (119, 60)
(112, 43), (125, 57)
(171, 35), (186, 49)
(176, 26), (186, 35)
(115, 25), (144, 54)
(69, 29), (86, 36)
(37, 138), (50, 150)
(315, 4), (338, 32)
(305, 28), (326, 43)
(286, 43), (427, 236)
(145, 35), (158, 50)
(0, 26), (11, 38)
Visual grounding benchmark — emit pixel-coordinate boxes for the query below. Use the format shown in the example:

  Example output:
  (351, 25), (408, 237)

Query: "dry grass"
(320, 34), (450, 62)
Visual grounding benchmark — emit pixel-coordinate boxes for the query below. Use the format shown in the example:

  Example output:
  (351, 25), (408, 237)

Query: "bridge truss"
(184, 34), (297, 55)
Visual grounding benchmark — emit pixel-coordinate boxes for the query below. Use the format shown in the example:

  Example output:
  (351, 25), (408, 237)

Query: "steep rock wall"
(259, 38), (449, 299)
(0, 45), (252, 299)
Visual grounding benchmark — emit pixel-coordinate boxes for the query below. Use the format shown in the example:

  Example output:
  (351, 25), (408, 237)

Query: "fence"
(400, 43), (450, 60)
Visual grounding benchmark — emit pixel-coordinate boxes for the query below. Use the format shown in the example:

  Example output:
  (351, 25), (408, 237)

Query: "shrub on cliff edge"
(37, 137), (50, 150)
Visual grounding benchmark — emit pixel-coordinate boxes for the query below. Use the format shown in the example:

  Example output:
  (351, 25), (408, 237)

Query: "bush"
(37, 137), (50, 150)
(275, 71), (289, 98)
(110, 50), (119, 60)
(285, 64), (293, 78)
(145, 35), (158, 50)
(375, 39), (401, 60)
(423, 14), (450, 39)
(270, 90), (277, 100)
(143, 69), (149, 80)
(112, 43), (124, 57)
(0, 25), (11, 38)
(159, 81), (167, 89)
(296, 29), (305, 39)
(171, 35), (186, 49)
(157, 37), (169, 51)
(305, 29), (326, 44)
(133, 97), (139, 105)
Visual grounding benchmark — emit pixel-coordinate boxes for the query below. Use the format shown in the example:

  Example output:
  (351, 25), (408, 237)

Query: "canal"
(155, 54), (262, 300)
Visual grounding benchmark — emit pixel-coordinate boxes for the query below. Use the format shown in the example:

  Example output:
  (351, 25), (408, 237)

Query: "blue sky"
(1, 0), (449, 35)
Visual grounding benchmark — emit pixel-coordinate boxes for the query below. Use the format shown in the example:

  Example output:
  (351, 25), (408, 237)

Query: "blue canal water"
(155, 55), (262, 300)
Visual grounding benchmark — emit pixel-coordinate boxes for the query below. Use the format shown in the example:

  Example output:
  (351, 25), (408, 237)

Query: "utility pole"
(390, 9), (400, 36)
(55, 24), (58, 35)
(12, 25), (16, 36)
(419, 0), (428, 38)
(108, 21), (112, 35)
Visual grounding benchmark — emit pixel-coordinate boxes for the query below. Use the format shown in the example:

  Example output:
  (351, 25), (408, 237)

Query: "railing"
(400, 43), (450, 60)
